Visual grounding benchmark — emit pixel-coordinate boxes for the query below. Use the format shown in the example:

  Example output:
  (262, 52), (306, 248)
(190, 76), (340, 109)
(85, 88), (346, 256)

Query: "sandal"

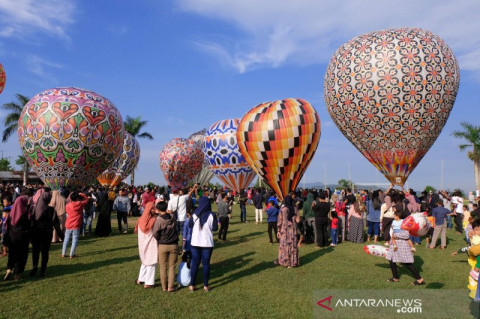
(387, 278), (399, 283)
(203, 286), (209, 292)
(168, 287), (178, 292)
(412, 280), (425, 286)
(135, 280), (142, 285)
(189, 286), (195, 292)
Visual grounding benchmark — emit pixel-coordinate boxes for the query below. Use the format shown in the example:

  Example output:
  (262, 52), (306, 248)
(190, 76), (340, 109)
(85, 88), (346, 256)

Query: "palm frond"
(2, 124), (17, 142)
(3, 112), (20, 126)
(1, 102), (22, 112)
(458, 144), (472, 151)
(138, 132), (154, 140)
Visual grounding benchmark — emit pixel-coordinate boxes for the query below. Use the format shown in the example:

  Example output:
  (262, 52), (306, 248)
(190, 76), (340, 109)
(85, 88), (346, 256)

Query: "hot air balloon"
(0, 63), (6, 95)
(17, 87), (124, 189)
(159, 138), (204, 188)
(237, 99), (321, 200)
(204, 119), (256, 192)
(97, 132), (140, 187)
(188, 129), (215, 186)
(324, 28), (460, 186)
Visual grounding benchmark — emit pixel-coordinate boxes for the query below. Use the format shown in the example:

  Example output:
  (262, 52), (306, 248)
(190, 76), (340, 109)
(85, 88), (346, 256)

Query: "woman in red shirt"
(62, 192), (89, 258)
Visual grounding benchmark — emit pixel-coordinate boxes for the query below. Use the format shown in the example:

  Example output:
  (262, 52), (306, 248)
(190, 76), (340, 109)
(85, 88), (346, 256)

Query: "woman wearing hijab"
(381, 187), (395, 246)
(95, 187), (111, 237)
(348, 199), (364, 243)
(188, 196), (218, 292)
(276, 193), (300, 268)
(4, 187), (33, 281)
(134, 202), (157, 289)
(50, 190), (67, 243)
(30, 188), (53, 277)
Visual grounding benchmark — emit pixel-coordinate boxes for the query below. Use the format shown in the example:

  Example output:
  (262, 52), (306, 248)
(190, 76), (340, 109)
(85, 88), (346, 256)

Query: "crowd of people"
(0, 181), (478, 288)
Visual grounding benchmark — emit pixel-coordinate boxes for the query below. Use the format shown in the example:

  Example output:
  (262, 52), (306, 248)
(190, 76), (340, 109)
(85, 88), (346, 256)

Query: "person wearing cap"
(168, 185), (198, 239)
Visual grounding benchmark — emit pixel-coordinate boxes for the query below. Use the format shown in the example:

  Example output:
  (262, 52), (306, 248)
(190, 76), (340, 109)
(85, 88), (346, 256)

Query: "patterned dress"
(277, 206), (299, 267)
(386, 229), (414, 263)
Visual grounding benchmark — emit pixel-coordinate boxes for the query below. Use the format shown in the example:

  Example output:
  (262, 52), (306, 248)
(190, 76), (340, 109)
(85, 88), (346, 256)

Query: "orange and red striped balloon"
(237, 98), (321, 200)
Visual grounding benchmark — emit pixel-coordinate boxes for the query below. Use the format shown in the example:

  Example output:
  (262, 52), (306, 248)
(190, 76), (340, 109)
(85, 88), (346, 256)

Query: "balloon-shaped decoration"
(97, 132), (140, 187)
(324, 28), (460, 185)
(159, 138), (204, 188)
(17, 87), (124, 189)
(237, 99), (321, 200)
(401, 212), (430, 237)
(0, 63), (5, 95)
(188, 129), (215, 186)
(204, 119), (256, 192)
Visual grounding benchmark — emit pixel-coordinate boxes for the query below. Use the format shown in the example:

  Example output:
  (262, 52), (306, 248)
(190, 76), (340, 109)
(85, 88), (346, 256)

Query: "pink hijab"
(10, 195), (30, 227)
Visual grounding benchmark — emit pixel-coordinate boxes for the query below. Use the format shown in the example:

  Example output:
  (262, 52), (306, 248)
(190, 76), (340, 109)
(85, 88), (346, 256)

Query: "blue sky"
(0, 0), (479, 192)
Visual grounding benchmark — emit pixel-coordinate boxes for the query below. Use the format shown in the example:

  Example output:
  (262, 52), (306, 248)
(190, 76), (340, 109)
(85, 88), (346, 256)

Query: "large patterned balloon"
(0, 63), (5, 95)
(17, 87), (124, 189)
(237, 99), (321, 200)
(188, 129), (215, 186)
(204, 119), (256, 192)
(324, 28), (460, 185)
(159, 138), (204, 188)
(97, 132), (140, 187)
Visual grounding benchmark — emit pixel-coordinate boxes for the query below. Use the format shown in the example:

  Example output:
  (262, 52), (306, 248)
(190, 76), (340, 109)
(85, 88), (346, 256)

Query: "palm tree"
(123, 115), (153, 185)
(15, 155), (30, 186)
(2, 94), (30, 142)
(452, 122), (480, 192)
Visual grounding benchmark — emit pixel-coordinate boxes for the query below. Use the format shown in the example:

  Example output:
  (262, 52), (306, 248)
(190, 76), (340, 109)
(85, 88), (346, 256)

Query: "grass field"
(0, 204), (472, 318)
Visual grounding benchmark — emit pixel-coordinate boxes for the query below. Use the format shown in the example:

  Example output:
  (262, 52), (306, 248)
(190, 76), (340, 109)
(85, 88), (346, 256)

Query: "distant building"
(0, 171), (43, 185)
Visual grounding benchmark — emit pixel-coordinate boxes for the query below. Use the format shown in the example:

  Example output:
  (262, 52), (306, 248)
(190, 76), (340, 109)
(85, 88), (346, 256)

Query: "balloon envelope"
(0, 63), (5, 95)
(159, 138), (203, 188)
(97, 132), (140, 187)
(237, 98), (321, 200)
(188, 129), (215, 186)
(204, 118), (255, 192)
(324, 28), (460, 185)
(17, 87), (124, 189)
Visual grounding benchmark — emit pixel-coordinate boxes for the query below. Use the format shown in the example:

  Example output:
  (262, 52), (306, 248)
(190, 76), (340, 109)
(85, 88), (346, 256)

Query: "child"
(452, 219), (480, 281)
(330, 211), (339, 247)
(177, 250), (192, 288)
(266, 200), (280, 244)
(391, 209), (416, 252)
(182, 212), (192, 252)
(465, 216), (475, 245)
(1, 205), (11, 257)
(425, 208), (435, 247)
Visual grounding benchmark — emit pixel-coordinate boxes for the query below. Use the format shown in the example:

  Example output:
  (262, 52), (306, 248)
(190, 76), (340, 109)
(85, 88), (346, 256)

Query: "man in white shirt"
(168, 184), (197, 238)
(451, 191), (464, 233)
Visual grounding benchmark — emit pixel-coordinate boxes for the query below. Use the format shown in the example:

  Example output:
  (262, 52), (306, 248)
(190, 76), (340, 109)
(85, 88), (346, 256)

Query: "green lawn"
(0, 204), (471, 318)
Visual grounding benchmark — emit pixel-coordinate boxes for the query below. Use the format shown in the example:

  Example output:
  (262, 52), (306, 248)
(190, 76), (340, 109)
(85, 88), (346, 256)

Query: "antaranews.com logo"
(313, 289), (475, 319)
(317, 295), (422, 314)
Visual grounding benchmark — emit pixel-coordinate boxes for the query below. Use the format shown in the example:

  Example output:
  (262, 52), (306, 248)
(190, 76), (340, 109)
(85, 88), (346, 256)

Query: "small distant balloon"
(204, 118), (255, 192)
(236, 98), (321, 200)
(97, 132), (140, 187)
(159, 138), (204, 188)
(0, 63), (6, 95)
(324, 28), (460, 186)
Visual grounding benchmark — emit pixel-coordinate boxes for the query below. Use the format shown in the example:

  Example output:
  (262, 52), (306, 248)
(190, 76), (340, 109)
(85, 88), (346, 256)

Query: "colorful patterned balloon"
(97, 132), (140, 187)
(17, 87), (124, 189)
(188, 129), (215, 186)
(237, 99), (321, 200)
(159, 138), (204, 188)
(204, 119), (256, 192)
(324, 28), (460, 185)
(0, 63), (5, 95)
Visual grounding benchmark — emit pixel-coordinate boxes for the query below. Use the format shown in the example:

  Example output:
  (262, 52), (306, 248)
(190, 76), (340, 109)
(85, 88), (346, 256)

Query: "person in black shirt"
(312, 192), (330, 248)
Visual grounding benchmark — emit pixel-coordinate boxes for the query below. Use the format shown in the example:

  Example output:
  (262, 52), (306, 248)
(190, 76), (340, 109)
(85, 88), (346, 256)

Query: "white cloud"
(176, 0), (480, 73)
(0, 0), (75, 39)
(25, 54), (63, 76)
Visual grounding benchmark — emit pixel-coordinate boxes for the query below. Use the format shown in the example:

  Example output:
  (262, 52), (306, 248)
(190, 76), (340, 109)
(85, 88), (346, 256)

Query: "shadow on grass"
(208, 252), (276, 288)
(214, 232), (265, 249)
(301, 247), (334, 266)
(426, 282), (445, 289)
(0, 255), (139, 294)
